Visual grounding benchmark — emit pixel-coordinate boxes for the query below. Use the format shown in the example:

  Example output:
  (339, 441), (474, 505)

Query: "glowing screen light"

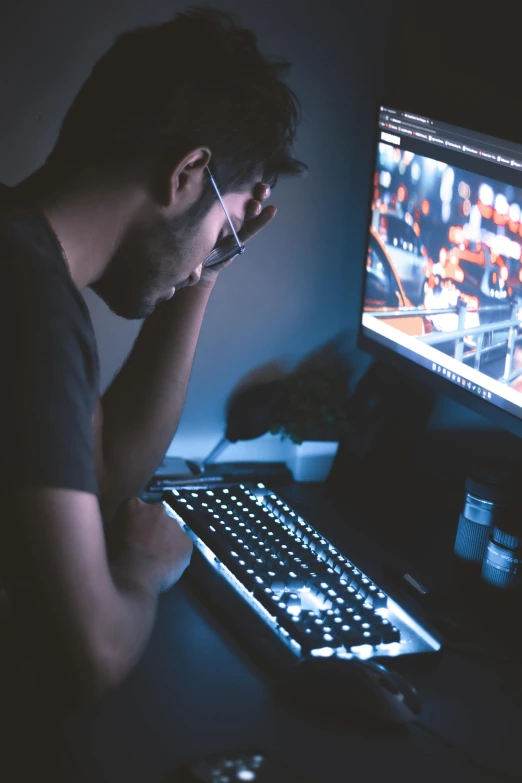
(479, 183), (494, 206)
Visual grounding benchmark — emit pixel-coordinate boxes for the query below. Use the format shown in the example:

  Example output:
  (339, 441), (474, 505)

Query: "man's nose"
(186, 263), (202, 287)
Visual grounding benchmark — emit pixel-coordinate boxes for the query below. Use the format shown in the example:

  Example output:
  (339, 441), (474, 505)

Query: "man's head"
(46, 8), (306, 318)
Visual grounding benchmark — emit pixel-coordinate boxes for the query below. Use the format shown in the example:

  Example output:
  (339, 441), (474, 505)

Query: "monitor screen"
(359, 104), (522, 431)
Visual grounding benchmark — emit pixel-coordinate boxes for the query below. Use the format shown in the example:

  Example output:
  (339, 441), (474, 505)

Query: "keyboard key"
(381, 624), (401, 644)
(288, 621), (330, 651)
(360, 629), (382, 645)
(266, 574), (287, 594)
(287, 572), (306, 591)
(369, 589), (388, 609)
(339, 626), (367, 648)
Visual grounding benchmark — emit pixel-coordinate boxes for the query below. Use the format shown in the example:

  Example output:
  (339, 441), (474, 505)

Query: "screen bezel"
(356, 100), (522, 440)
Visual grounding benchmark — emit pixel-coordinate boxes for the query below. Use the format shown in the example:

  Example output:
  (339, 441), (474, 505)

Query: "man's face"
(90, 188), (253, 319)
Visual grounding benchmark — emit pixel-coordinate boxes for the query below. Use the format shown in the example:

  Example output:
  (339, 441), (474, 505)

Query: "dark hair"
(47, 7), (307, 195)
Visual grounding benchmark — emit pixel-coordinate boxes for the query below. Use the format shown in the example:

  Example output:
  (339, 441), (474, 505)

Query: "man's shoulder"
(0, 185), (94, 329)
(0, 184), (71, 282)
(0, 183), (99, 382)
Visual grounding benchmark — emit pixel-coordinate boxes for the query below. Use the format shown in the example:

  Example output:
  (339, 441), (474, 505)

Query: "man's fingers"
(238, 204), (277, 243)
(242, 183), (271, 225)
(245, 199), (263, 221)
(199, 203), (276, 284)
(254, 182), (271, 202)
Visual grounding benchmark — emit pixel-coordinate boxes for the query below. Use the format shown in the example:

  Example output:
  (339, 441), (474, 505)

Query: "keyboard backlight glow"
(298, 590), (328, 613)
(336, 650), (355, 660)
(311, 647), (335, 658)
(163, 501), (302, 656)
(163, 490), (441, 661)
(387, 597), (441, 650)
(350, 644), (373, 659)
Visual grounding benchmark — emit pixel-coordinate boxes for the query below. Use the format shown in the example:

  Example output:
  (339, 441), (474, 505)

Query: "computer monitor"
(358, 104), (522, 439)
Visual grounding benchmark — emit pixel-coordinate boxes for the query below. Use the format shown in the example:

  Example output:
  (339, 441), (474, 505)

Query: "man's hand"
(199, 181), (277, 287)
(109, 498), (193, 594)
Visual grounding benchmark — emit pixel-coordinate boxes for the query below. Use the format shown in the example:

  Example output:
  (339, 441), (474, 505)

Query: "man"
(0, 6), (305, 717)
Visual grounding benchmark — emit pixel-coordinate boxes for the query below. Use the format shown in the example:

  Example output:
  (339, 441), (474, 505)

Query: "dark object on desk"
(176, 748), (310, 782)
(381, 563), (473, 641)
(327, 361), (435, 517)
(277, 657), (421, 726)
(196, 380), (285, 472)
(225, 380), (285, 442)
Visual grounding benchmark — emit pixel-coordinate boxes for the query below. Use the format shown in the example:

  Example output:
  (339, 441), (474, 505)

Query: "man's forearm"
(99, 281), (215, 518)
(46, 553), (162, 708)
(72, 556), (161, 707)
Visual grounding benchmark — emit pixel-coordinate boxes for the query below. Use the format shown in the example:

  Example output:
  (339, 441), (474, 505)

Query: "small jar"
(482, 526), (522, 591)
(454, 460), (520, 566)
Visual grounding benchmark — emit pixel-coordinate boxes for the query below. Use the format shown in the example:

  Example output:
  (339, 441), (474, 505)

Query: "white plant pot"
(289, 440), (339, 482)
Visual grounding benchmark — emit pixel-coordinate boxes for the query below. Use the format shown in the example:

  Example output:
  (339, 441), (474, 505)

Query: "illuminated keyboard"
(162, 484), (441, 667)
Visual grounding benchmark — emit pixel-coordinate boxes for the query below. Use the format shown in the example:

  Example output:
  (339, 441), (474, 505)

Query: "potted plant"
(269, 365), (353, 481)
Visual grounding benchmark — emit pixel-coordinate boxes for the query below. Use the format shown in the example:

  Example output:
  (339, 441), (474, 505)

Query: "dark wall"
(383, 1), (522, 144)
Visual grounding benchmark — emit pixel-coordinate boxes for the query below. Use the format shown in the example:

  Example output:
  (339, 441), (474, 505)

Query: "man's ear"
(163, 147), (211, 211)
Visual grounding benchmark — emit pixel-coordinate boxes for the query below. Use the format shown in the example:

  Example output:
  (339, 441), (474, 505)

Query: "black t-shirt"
(0, 183), (99, 495)
(0, 185), (100, 777)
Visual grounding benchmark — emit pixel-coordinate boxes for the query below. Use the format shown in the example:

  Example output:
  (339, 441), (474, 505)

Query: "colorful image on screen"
(363, 142), (522, 398)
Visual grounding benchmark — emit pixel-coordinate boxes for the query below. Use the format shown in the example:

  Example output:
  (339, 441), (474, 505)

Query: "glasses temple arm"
(206, 167), (244, 248)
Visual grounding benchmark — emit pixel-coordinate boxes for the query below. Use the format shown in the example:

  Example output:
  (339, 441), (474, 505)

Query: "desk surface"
(55, 482), (521, 783)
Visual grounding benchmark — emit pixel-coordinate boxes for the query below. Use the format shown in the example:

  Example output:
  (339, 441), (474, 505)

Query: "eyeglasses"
(202, 166), (246, 268)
